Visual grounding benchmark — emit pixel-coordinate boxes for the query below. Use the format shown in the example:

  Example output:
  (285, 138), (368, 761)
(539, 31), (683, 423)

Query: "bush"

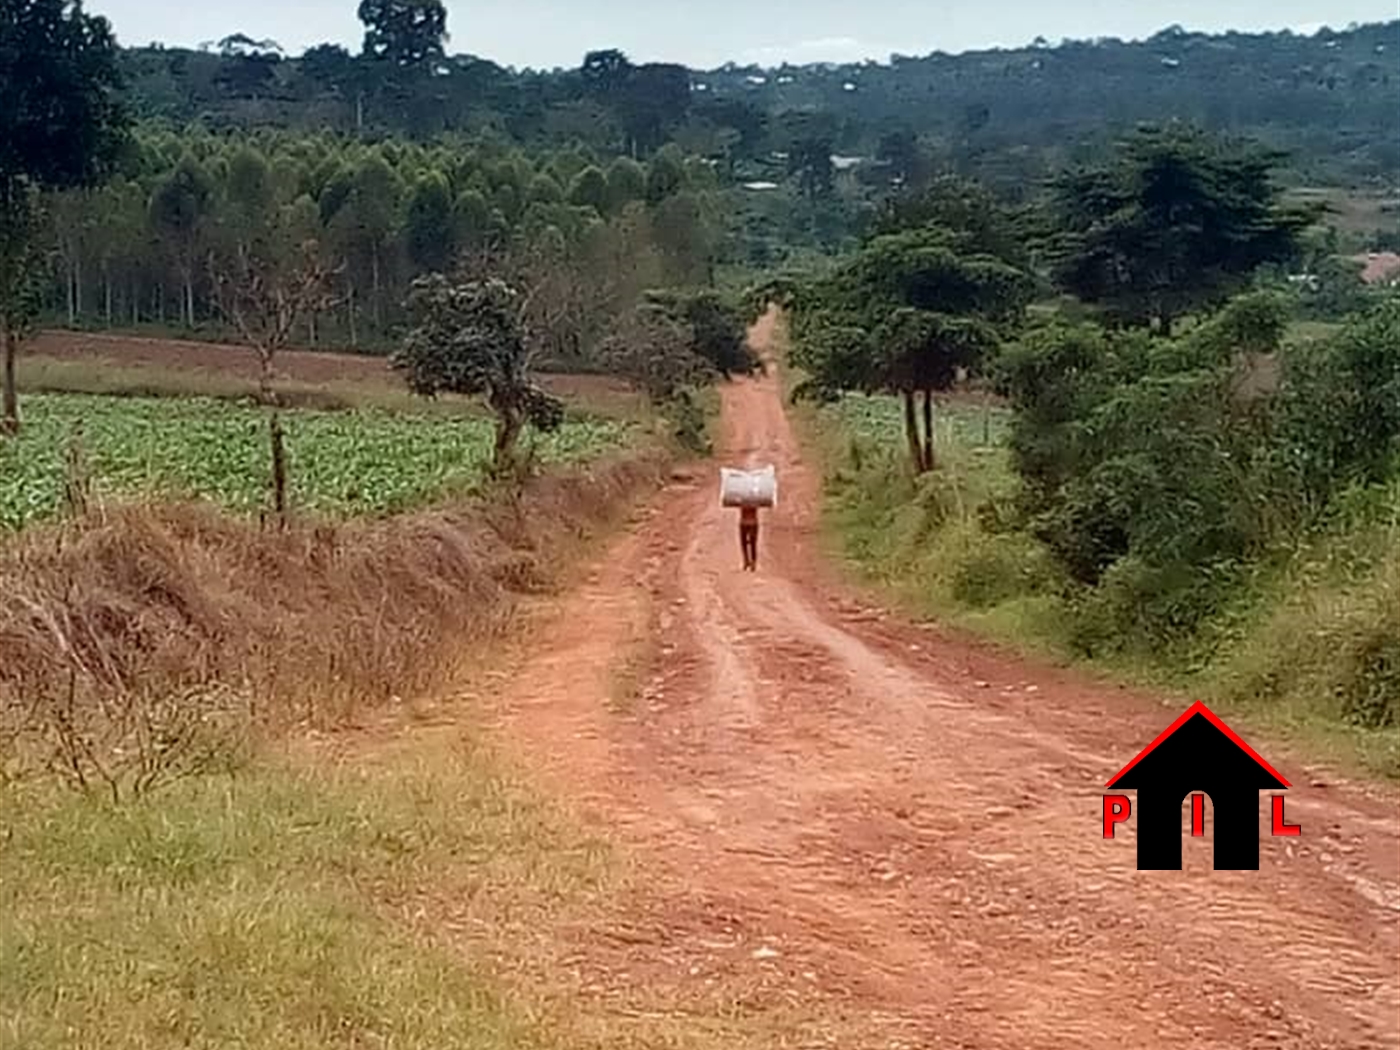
(669, 388), (712, 455)
(1338, 626), (1400, 729)
(948, 531), (1057, 609)
(1067, 555), (1244, 658)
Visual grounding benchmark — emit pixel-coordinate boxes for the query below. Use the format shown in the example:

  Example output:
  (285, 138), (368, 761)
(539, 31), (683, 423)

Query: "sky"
(88, 0), (1399, 70)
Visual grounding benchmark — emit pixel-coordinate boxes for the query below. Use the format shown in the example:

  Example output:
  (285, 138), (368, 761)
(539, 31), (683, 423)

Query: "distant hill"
(116, 21), (1400, 189)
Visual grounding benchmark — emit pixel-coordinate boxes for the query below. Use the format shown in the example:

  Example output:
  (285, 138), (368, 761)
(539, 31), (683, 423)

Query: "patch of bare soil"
(28, 328), (636, 404)
(469, 308), (1400, 1048)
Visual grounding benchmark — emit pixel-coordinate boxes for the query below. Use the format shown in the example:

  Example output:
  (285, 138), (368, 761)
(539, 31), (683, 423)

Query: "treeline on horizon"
(23, 3), (1399, 349)
(116, 17), (1400, 189)
(42, 126), (727, 358)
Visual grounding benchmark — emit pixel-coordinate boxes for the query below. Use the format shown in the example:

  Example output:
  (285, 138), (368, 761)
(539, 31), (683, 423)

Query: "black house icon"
(1107, 702), (1289, 870)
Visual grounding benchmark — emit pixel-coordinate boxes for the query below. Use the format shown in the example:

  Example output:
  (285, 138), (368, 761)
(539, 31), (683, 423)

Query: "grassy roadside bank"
(0, 742), (608, 1050)
(0, 385), (773, 1049)
(796, 392), (1400, 779)
(0, 448), (673, 770)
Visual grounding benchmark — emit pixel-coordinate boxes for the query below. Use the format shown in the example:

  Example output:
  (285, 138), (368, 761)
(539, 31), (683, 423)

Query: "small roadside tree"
(639, 289), (757, 379)
(392, 275), (564, 474)
(597, 299), (712, 403)
(597, 299), (714, 453)
(209, 216), (339, 524)
(210, 237), (338, 406)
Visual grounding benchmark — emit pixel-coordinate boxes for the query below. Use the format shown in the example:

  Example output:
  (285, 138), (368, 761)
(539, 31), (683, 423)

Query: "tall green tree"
(324, 153), (402, 333)
(357, 0), (447, 67)
(149, 155), (216, 328)
(1046, 124), (1314, 335)
(789, 138), (835, 201)
(581, 49), (632, 98)
(1, 0), (127, 434)
(568, 166), (609, 215)
(404, 171), (456, 273)
(605, 157), (646, 215)
(874, 174), (1030, 270)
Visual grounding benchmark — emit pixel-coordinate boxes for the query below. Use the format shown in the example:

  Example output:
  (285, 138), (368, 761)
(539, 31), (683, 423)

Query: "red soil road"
(486, 310), (1400, 1048)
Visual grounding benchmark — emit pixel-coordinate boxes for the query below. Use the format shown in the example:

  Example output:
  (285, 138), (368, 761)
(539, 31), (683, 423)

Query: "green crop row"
(827, 392), (1013, 450)
(0, 394), (637, 530)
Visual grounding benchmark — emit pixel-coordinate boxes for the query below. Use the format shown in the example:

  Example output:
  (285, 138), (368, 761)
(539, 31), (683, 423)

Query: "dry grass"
(0, 747), (592, 1050)
(0, 722), (854, 1050)
(0, 451), (669, 786)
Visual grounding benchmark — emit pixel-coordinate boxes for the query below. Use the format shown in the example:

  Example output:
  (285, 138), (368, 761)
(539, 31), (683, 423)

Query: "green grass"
(0, 393), (638, 530)
(0, 744), (606, 1050)
(805, 390), (1400, 777)
(1287, 319), (1344, 344)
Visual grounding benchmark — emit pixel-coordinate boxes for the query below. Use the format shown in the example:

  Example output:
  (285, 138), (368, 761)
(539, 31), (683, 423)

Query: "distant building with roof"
(1352, 252), (1400, 286)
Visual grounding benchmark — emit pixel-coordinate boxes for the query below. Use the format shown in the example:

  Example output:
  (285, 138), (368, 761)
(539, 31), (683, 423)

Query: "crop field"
(828, 392), (1013, 452)
(816, 392), (1019, 512)
(0, 393), (637, 530)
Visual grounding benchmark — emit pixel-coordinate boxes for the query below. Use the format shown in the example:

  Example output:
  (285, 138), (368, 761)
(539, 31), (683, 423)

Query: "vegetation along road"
(471, 312), (1400, 1049)
(3, 1), (1399, 1046)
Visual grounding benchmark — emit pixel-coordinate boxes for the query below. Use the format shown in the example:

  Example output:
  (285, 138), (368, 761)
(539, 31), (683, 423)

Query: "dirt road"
(486, 312), (1400, 1049)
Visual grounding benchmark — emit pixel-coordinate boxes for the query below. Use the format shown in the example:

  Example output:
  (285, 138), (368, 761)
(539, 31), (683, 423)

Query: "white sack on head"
(720, 465), (777, 508)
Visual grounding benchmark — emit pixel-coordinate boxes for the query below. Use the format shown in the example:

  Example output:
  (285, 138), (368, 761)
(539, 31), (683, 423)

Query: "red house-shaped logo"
(1104, 702), (1296, 870)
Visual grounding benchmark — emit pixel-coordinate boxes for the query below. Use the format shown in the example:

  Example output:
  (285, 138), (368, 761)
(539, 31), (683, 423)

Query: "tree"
(793, 228), (1031, 472)
(1272, 301), (1400, 509)
(873, 174), (1030, 270)
(0, 189), (42, 435)
(453, 188), (494, 252)
(605, 157), (646, 215)
(298, 44), (366, 127)
(324, 153), (402, 334)
(210, 231), (337, 404)
(876, 129), (930, 189)
(568, 166), (609, 215)
(223, 146), (276, 241)
(209, 213), (339, 523)
(622, 64), (692, 155)
(991, 296), (1305, 647)
(214, 44), (280, 99)
(644, 146), (686, 205)
(641, 289), (755, 378)
(1046, 124), (1314, 335)
(1, 0), (127, 434)
(404, 171), (456, 273)
(789, 138), (835, 201)
(149, 155), (215, 328)
(358, 0), (447, 66)
(581, 49), (632, 97)
(598, 299), (711, 403)
(650, 192), (719, 287)
(392, 275), (564, 473)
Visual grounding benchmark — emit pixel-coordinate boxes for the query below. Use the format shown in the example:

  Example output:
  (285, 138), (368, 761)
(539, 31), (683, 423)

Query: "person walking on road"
(739, 504), (760, 571)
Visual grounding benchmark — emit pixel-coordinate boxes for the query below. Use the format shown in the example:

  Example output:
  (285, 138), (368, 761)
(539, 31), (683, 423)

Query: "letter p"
(1103, 794), (1132, 839)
